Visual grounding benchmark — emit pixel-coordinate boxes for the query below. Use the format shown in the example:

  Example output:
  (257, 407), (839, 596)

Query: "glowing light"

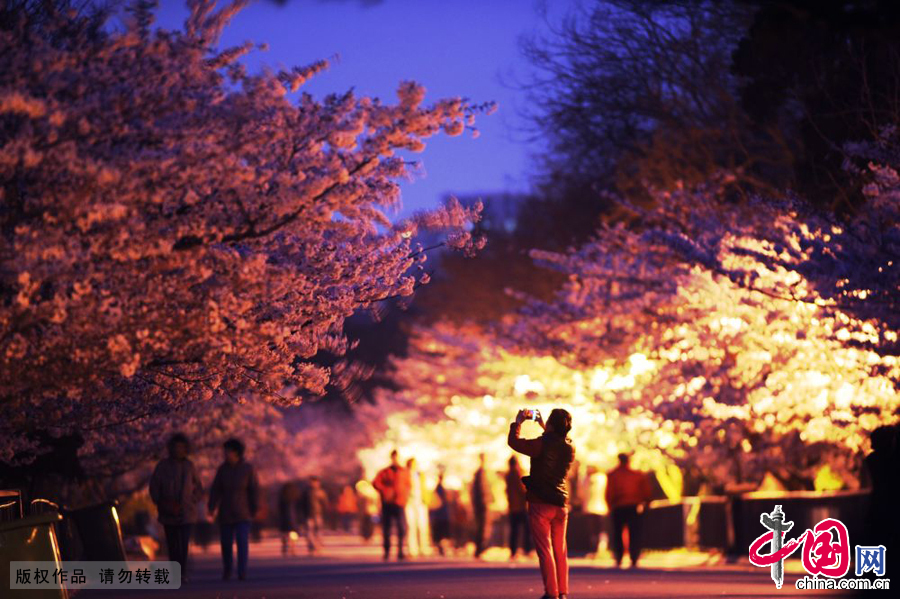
(589, 368), (610, 391)
(513, 374), (545, 396)
(628, 352), (654, 376)
(835, 383), (854, 409)
(814, 464), (845, 492)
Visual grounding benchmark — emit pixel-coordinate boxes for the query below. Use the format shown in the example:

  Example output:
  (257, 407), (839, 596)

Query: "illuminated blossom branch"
(360, 149), (899, 493)
(504, 163), (900, 488)
(0, 0), (488, 465)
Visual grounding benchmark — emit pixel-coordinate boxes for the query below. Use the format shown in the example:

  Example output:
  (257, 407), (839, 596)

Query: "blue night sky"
(153, 0), (576, 218)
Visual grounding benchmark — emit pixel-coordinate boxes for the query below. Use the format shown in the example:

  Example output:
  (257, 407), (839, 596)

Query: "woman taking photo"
(508, 408), (576, 599)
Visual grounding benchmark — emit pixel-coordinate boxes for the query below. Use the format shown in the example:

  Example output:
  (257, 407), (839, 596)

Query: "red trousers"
(528, 501), (569, 596)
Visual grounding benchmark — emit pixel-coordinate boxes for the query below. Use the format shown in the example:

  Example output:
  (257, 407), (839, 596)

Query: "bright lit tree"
(507, 164), (900, 489)
(357, 323), (681, 507)
(362, 157), (900, 493)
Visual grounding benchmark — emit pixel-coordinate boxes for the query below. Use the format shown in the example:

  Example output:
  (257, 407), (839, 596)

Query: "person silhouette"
(508, 408), (576, 599)
(373, 450), (411, 560)
(605, 452), (651, 568)
(861, 425), (898, 580)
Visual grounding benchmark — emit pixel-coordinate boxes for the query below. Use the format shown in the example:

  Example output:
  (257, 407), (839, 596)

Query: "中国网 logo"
(748, 504), (888, 590)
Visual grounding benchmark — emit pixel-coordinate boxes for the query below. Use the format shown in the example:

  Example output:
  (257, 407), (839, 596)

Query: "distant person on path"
(449, 489), (469, 553)
(208, 438), (260, 581)
(355, 480), (378, 542)
(430, 471), (451, 556)
(277, 482), (301, 557)
(406, 458), (430, 556)
(149, 433), (203, 582)
(582, 465), (610, 557)
(304, 476), (329, 554)
(861, 425), (898, 579)
(337, 485), (358, 532)
(373, 449), (411, 560)
(509, 408), (576, 599)
(605, 452), (652, 568)
(472, 453), (490, 558)
(506, 455), (532, 558)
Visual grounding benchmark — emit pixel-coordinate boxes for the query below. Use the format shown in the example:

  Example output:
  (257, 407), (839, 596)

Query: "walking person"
(860, 425), (898, 581)
(472, 453), (490, 558)
(355, 480), (378, 542)
(506, 455), (532, 558)
(582, 465), (610, 557)
(373, 449), (411, 560)
(304, 476), (329, 554)
(278, 482), (301, 557)
(605, 452), (652, 568)
(337, 485), (358, 532)
(406, 458), (430, 556)
(509, 408), (576, 599)
(430, 471), (451, 556)
(208, 438), (260, 581)
(149, 433), (203, 582)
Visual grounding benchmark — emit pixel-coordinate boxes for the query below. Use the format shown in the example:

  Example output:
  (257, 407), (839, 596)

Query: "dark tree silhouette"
(522, 0), (900, 211)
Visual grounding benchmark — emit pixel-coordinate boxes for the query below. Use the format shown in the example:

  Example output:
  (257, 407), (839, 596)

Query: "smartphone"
(523, 408), (540, 421)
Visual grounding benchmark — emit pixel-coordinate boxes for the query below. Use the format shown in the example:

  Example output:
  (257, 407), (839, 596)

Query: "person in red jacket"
(605, 452), (652, 567)
(373, 449), (411, 560)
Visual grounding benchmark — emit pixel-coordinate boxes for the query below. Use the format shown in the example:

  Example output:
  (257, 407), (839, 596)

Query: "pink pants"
(528, 501), (569, 597)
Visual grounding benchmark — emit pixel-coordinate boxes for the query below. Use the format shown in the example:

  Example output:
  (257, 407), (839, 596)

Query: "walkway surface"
(76, 533), (849, 599)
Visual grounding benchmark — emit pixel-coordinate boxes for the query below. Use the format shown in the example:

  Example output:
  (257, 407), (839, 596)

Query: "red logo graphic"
(750, 512), (851, 579)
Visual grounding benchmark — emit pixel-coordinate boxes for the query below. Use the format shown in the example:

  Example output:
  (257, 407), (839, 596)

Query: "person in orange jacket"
(605, 452), (652, 567)
(373, 449), (412, 560)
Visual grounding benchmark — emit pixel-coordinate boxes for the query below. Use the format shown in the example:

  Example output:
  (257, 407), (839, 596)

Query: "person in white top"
(405, 457), (431, 556)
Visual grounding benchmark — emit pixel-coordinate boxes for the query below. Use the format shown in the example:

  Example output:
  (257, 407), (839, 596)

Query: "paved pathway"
(73, 534), (850, 598)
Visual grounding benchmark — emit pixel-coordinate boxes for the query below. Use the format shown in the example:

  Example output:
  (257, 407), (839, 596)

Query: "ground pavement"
(76, 532), (848, 599)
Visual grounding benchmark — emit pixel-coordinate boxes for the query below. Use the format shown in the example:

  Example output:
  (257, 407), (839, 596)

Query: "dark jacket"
(505, 467), (528, 513)
(472, 467), (488, 512)
(208, 461), (260, 524)
(278, 483), (301, 532)
(304, 487), (329, 519)
(149, 457), (203, 525)
(508, 422), (575, 507)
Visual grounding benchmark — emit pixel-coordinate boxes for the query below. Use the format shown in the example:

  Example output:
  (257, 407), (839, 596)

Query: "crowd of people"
(365, 408), (653, 599)
(146, 408), (654, 598)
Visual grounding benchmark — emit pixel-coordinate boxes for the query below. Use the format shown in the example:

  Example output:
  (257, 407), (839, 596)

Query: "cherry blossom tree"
(505, 159), (900, 489)
(0, 0), (487, 467)
(361, 148), (900, 492)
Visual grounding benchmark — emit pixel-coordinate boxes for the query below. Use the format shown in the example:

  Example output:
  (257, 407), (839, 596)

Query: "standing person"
(430, 471), (451, 556)
(208, 438), (260, 581)
(373, 450), (411, 560)
(449, 490), (469, 554)
(861, 425), (898, 580)
(278, 482), (301, 557)
(405, 458), (430, 557)
(506, 455), (532, 558)
(509, 408), (576, 599)
(337, 485), (358, 532)
(582, 465), (610, 557)
(605, 452), (652, 568)
(355, 480), (378, 542)
(304, 476), (329, 554)
(471, 453), (490, 558)
(149, 433), (203, 582)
